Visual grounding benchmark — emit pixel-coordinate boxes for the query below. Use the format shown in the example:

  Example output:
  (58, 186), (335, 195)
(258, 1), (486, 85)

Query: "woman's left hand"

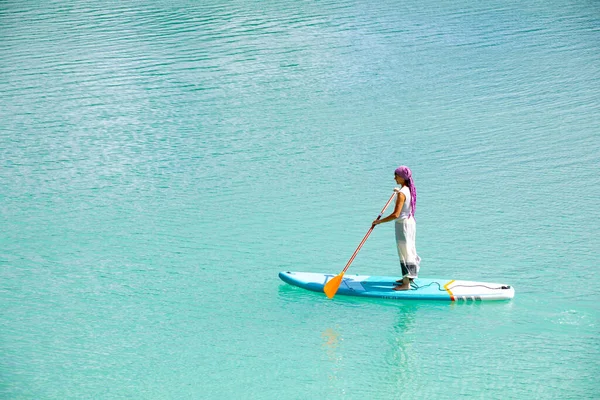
(372, 219), (381, 226)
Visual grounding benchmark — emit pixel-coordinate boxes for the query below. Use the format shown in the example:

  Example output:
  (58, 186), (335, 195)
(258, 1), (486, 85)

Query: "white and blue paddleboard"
(279, 271), (514, 301)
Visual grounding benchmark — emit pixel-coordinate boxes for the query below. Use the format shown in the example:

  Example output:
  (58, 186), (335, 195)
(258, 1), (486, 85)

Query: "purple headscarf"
(394, 165), (417, 218)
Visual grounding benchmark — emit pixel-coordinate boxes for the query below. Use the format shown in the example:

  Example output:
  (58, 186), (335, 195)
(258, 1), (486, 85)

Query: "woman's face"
(394, 174), (406, 186)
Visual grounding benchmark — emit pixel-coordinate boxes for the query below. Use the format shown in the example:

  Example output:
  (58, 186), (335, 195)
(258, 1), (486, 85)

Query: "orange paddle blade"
(324, 273), (344, 299)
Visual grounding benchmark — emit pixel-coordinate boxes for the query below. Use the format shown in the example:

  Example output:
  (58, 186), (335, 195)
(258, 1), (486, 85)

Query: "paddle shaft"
(339, 192), (397, 275)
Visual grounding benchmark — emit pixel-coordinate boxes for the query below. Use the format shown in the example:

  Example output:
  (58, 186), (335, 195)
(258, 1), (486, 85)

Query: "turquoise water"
(1, 0), (599, 398)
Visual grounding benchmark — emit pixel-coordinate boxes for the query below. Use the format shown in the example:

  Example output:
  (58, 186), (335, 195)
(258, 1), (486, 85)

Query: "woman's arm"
(373, 192), (404, 225)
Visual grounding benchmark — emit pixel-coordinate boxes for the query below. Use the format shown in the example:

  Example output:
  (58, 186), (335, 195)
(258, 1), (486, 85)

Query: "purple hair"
(394, 166), (417, 218)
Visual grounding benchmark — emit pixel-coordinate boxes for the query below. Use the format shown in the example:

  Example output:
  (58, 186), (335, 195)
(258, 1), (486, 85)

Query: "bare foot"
(393, 284), (411, 291)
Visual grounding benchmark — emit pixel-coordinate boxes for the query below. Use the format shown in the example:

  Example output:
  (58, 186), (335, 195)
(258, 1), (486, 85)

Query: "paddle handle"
(340, 192), (397, 275)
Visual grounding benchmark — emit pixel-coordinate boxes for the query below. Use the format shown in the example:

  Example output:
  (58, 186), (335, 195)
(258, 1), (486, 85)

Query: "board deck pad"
(279, 271), (514, 301)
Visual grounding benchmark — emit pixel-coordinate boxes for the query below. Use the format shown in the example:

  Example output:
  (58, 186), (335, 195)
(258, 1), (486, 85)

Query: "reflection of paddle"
(324, 192), (397, 299)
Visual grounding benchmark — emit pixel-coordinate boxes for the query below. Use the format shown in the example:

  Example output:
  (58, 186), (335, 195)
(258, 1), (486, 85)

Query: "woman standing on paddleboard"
(372, 166), (421, 290)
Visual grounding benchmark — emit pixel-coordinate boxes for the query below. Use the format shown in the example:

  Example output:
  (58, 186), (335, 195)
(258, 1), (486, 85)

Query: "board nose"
(278, 271), (293, 284)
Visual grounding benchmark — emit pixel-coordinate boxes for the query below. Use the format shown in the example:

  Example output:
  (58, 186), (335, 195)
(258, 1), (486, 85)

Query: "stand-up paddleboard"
(279, 271), (514, 301)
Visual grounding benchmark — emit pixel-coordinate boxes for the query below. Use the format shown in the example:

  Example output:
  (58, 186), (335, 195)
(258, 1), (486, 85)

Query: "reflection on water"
(322, 326), (342, 385)
(322, 326), (342, 362)
(319, 301), (422, 398)
(383, 301), (421, 397)
(321, 326), (344, 397)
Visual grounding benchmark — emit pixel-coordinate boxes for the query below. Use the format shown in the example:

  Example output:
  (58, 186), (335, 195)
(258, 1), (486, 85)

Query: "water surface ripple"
(1, 1), (599, 399)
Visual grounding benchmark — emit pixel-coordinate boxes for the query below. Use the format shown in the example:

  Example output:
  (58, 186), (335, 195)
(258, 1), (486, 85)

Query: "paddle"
(323, 191), (398, 299)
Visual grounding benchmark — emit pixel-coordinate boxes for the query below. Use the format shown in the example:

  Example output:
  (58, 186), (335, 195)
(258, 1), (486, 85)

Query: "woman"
(372, 166), (421, 290)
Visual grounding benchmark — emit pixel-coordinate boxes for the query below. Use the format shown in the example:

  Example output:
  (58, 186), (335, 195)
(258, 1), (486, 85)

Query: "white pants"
(395, 217), (421, 278)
